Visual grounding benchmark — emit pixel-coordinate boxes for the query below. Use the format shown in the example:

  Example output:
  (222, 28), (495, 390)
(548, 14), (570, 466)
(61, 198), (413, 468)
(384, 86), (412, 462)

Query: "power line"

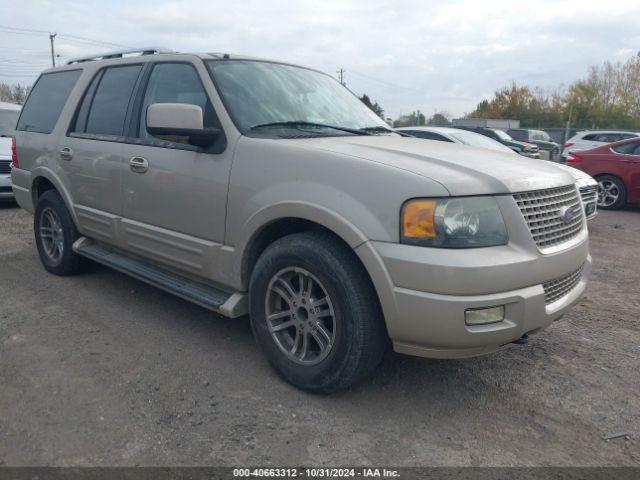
(0, 25), (133, 49)
(348, 69), (417, 92)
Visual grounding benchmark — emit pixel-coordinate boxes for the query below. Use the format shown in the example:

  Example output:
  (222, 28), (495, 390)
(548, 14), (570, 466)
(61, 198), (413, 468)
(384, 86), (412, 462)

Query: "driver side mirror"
(146, 103), (221, 148)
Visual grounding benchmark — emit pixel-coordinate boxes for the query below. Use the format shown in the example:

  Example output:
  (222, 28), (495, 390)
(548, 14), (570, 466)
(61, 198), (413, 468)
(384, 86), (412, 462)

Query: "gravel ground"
(0, 202), (638, 467)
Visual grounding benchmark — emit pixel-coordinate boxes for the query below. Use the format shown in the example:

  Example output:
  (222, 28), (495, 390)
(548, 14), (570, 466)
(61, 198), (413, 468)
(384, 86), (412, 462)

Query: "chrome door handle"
(129, 156), (149, 173)
(59, 147), (73, 161)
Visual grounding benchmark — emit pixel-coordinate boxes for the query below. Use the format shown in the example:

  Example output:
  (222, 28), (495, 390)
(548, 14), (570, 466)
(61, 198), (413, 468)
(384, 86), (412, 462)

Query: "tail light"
(10, 136), (19, 169)
(564, 142), (574, 148)
(566, 153), (582, 165)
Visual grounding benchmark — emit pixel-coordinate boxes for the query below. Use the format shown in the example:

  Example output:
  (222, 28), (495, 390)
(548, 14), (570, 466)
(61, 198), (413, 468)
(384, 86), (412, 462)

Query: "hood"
(290, 135), (575, 195)
(0, 136), (12, 159)
(552, 162), (596, 184)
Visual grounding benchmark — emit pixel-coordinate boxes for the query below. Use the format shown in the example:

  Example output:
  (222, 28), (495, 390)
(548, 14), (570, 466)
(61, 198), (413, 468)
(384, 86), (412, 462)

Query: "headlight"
(401, 197), (508, 248)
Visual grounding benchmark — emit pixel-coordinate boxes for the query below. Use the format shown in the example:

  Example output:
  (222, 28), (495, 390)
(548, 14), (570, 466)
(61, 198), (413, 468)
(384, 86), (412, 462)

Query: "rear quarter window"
(16, 70), (82, 134)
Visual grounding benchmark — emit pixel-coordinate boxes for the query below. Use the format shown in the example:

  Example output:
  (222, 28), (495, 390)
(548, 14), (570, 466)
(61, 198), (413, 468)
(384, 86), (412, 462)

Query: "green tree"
(359, 94), (385, 118)
(467, 53), (640, 129)
(427, 112), (451, 126)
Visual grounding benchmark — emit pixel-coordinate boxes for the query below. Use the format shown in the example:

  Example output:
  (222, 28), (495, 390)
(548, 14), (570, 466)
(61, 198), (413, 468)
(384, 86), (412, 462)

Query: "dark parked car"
(566, 137), (640, 210)
(507, 129), (560, 158)
(453, 126), (540, 158)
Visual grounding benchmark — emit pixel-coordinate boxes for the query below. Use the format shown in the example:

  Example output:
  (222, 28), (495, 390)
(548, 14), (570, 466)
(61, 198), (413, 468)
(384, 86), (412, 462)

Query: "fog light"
(465, 305), (505, 325)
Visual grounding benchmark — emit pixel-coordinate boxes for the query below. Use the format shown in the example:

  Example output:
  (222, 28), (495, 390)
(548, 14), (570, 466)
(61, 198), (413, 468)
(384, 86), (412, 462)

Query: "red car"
(567, 137), (640, 210)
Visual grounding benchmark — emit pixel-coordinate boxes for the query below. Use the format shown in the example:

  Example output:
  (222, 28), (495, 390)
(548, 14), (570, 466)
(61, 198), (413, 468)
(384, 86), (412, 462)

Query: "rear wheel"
(249, 232), (387, 393)
(34, 190), (84, 275)
(597, 175), (626, 210)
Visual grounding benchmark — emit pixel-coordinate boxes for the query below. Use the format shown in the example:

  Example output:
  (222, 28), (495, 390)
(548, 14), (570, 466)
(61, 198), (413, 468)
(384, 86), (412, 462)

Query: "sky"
(1, 0), (639, 119)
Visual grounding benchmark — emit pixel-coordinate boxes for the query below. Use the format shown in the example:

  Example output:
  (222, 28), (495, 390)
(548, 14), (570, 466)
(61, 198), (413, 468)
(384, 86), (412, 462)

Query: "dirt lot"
(0, 202), (638, 467)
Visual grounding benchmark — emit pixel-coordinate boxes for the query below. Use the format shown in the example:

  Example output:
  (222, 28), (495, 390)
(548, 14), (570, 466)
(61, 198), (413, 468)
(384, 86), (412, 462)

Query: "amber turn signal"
(402, 199), (437, 239)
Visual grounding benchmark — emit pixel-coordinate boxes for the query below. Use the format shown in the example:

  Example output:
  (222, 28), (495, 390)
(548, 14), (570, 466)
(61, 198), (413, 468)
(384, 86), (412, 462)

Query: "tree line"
(468, 53), (640, 129)
(357, 52), (640, 130)
(0, 83), (31, 105)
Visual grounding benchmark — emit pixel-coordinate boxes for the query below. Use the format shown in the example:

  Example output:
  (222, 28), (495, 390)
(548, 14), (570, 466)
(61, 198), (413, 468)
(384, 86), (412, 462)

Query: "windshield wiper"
(250, 121), (371, 136)
(359, 126), (412, 137)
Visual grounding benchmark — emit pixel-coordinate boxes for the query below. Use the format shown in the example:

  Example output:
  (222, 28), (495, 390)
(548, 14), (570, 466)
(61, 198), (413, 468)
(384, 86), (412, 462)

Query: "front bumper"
(356, 206), (591, 359)
(389, 256), (590, 358)
(0, 174), (14, 199)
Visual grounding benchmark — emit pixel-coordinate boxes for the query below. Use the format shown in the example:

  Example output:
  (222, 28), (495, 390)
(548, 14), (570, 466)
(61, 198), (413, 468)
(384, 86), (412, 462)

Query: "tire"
(597, 175), (626, 210)
(249, 232), (387, 393)
(34, 189), (84, 275)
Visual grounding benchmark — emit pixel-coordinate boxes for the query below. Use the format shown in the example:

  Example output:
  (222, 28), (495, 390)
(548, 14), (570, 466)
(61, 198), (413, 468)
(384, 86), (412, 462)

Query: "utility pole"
(337, 68), (345, 85)
(49, 33), (57, 68)
(564, 105), (573, 147)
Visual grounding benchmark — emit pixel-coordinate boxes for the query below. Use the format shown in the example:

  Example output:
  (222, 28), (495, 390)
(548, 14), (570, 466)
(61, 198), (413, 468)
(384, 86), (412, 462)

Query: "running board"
(72, 237), (247, 318)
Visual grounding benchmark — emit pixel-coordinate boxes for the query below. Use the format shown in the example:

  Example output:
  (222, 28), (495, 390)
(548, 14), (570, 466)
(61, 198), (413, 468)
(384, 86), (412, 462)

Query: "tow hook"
(511, 334), (529, 345)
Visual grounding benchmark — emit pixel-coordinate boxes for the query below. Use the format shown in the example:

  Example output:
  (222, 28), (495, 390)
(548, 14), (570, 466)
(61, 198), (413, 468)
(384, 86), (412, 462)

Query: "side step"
(73, 238), (247, 318)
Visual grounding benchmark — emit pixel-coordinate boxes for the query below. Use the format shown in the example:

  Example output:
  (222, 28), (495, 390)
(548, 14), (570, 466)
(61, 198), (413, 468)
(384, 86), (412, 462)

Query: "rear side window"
(594, 133), (621, 143)
(508, 130), (527, 141)
(582, 134), (597, 141)
(82, 65), (142, 136)
(612, 141), (640, 154)
(17, 70), (81, 134)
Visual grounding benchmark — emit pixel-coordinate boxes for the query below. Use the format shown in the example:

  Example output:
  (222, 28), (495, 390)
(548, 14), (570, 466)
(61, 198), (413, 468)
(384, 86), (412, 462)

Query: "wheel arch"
(240, 213), (395, 343)
(240, 203), (369, 289)
(30, 168), (78, 225)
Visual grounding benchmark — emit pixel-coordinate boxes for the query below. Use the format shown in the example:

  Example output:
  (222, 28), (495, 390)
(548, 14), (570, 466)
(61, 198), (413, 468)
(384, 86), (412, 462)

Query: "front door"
(120, 61), (233, 279)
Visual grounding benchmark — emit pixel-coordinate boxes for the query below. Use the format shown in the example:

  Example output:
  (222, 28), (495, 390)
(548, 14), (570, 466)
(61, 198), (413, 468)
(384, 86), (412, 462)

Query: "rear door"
(119, 61), (233, 279)
(62, 64), (144, 243)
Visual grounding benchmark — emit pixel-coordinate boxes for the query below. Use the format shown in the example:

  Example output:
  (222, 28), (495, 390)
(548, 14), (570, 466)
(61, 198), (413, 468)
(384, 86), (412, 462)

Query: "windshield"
(0, 109), (20, 136)
(451, 131), (514, 153)
(206, 60), (389, 135)
(535, 130), (551, 141)
(493, 129), (513, 141)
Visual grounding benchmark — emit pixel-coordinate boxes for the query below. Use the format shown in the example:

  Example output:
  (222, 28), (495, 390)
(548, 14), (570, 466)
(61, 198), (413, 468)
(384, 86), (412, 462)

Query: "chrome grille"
(543, 264), (584, 305)
(513, 185), (584, 249)
(580, 185), (598, 204)
(0, 159), (10, 174)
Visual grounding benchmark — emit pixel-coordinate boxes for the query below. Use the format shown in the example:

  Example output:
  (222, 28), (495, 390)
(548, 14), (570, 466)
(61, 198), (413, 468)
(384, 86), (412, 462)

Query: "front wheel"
(249, 232), (387, 393)
(597, 175), (626, 210)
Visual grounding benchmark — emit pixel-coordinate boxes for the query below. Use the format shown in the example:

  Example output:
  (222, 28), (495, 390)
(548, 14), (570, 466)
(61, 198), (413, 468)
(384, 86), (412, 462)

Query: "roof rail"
(66, 47), (175, 65)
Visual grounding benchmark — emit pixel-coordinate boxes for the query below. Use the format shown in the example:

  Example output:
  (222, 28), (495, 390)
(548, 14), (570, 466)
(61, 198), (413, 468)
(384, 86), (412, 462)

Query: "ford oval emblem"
(558, 206), (576, 224)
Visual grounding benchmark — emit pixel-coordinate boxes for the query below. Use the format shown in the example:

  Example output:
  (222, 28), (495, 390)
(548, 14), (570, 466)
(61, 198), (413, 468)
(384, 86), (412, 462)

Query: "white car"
(399, 126), (598, 219)
(0, 101), (21, 201)
(562, 130), (639, 158)
(396, 126), (514, 153)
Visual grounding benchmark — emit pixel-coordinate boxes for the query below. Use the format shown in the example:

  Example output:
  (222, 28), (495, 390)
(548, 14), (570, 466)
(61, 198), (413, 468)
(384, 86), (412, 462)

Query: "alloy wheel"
(265, 267), (336, 365)
(597, 179), (620, 207)
(39, 207), (65, 264)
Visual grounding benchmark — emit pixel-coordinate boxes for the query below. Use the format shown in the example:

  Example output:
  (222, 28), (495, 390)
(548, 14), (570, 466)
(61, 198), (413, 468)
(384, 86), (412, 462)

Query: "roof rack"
(66, 47), (175, 65)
